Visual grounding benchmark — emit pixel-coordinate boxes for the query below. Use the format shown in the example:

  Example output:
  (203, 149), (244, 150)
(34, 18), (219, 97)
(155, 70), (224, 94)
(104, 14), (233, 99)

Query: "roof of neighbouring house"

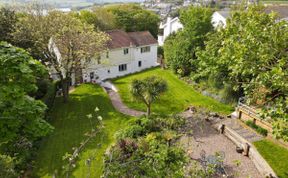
(160, 17), (180, 28)
(217, 10), (231, 19)
(106, 30), (158, 49)
(264, 5), (288, 20)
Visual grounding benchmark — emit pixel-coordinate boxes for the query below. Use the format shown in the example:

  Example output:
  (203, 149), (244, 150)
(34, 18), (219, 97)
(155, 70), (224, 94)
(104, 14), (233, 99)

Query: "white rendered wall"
(82, 44), (158, 82)
(212, 12), (227, 28)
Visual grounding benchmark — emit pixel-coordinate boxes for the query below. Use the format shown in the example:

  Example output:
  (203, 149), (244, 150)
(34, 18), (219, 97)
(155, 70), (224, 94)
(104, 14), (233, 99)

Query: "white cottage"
(82, 30), (159, 83)
(211, 10), (231, 28)
(158, 17), (183, 46)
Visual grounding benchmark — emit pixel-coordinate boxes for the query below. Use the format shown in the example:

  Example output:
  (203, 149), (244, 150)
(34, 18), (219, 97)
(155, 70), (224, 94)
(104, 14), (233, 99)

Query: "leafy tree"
(0, 154), (17, 178)
(13, 8), (109, 102)
(0, 42), (53, 171)
(164, 6), (213, 76)
(196, 6), (288, 140)
(164, 32), (193, 76)
(0, 7), (17, 43)
(130, 76), (167, 116)
(75, 8), (117, 31)
(106, 4), (160, 37)
(50, 12), (109, 102)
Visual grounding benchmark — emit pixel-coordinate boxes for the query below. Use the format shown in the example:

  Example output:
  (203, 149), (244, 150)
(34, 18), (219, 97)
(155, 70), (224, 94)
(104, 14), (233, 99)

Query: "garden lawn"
(33, 84), (132, 178)
(254, 139), (288, 178)
(113, 68), (233, 115)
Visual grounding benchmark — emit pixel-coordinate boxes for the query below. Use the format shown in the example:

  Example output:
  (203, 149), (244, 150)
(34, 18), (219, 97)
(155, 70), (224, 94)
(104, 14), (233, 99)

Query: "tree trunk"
(146, 104), (151, 116)
(62, 79), (69, 103)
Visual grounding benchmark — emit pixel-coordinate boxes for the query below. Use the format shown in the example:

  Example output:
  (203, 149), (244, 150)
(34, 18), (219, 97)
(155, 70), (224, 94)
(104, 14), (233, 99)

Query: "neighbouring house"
(82, 30), (159, 83)
(212, 6), (288, 29)
(158, 16), (183, 46)
(211, 9), (231, 28)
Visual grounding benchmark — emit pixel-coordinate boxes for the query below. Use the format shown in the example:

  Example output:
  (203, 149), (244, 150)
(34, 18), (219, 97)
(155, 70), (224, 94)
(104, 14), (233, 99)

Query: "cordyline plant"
(130, 76), (168, 116)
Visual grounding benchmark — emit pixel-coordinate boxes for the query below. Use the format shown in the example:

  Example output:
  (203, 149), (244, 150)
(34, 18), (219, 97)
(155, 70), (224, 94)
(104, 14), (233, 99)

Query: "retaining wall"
(217, 124), (277, 178)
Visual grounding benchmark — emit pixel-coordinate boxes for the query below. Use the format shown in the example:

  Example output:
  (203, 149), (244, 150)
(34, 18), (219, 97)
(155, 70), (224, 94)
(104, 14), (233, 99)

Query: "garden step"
(219, 118), (263, 143)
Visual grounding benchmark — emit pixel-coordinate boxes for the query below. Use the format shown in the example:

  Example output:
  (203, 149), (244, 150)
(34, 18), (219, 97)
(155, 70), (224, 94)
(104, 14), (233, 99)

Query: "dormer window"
(124, 48), (129, 55)
(141, 46), (150, 53)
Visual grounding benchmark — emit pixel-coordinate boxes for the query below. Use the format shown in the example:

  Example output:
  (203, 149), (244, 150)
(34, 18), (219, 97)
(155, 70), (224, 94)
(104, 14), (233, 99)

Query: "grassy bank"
(113, 68), (233, 115)
(33, 84), (132, 177)
(254, 139), (288, 178)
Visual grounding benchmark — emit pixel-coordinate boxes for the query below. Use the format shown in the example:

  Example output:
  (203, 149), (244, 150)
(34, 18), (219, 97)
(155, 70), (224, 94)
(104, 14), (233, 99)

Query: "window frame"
(118, 64), (127, 72)
(123, 48), (129, 55)
(140, 46), (151, 53)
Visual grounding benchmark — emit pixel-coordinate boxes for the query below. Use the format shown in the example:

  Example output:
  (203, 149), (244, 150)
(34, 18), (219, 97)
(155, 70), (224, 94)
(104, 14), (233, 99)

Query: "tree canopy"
(13, 8), (109, 102)
(0, 42), (53, 170)
(164, 6), (213, 76)
(0, 7), (17, 43)
(195, 6), (288, 141)
(77, 4), (160, 38)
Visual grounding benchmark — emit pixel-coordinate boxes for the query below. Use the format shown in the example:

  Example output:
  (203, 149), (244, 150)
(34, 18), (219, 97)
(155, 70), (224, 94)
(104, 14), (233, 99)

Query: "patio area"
(179, 111), (261, 178)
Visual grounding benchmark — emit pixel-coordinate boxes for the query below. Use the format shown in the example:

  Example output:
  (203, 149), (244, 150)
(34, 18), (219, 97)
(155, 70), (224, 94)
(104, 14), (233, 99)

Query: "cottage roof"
(106, 30), (157, 49)
(128, 31), (158, 47)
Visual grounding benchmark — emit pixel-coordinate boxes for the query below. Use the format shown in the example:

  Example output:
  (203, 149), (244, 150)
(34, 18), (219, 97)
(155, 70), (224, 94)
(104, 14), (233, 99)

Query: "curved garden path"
(101, 81), (145, 117)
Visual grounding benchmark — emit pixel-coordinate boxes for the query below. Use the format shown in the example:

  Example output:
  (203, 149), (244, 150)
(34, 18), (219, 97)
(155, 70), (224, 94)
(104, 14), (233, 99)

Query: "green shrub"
(41, 81), (57, 110)
(220, 83), (240, 104)
(116, 125), (144, 139)
(256, 127), (268, 136)
(104, 115), (187, 177)
(245, 120), (268, 136)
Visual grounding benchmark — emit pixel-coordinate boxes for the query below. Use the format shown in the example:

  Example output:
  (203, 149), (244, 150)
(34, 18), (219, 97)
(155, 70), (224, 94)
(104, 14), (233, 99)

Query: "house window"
(90, 72), (94, 80)
(138, 61), (142, 67)
(106, 52), (109, 58)
(124, 48), (129, 55)
(118, 64), (127, 72)
(141, 46), (150, 53)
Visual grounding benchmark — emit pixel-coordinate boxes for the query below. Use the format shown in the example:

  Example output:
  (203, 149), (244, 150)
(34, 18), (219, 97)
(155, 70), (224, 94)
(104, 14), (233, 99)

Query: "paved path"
(101, 82), (145, 117)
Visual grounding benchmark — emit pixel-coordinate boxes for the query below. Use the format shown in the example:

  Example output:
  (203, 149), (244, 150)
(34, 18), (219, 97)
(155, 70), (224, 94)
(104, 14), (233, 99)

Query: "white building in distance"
(211, 10), (231, 28)
(158, 17), (183, 46)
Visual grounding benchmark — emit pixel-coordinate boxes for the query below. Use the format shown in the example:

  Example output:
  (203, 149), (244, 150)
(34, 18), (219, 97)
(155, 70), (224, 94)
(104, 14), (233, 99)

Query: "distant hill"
(0, 0), (145, 8)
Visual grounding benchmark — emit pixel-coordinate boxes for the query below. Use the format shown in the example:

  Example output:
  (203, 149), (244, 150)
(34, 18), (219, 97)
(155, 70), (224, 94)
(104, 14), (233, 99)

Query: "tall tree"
(13, 8), (109, 102)
(75, 8), (116, 31)
(106, 4), (160, 37)
(0, 7), (17, 43)
(0, 42), (53, 170)
(164, 7), (213, 76)
(130, 76), (168, 116)
(196, 6), (288, 140)
(49, 12), (109, 102)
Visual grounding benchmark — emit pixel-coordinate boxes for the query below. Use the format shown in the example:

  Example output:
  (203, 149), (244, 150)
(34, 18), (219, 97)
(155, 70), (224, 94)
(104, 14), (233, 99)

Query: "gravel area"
(179, 111), (261, 178)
